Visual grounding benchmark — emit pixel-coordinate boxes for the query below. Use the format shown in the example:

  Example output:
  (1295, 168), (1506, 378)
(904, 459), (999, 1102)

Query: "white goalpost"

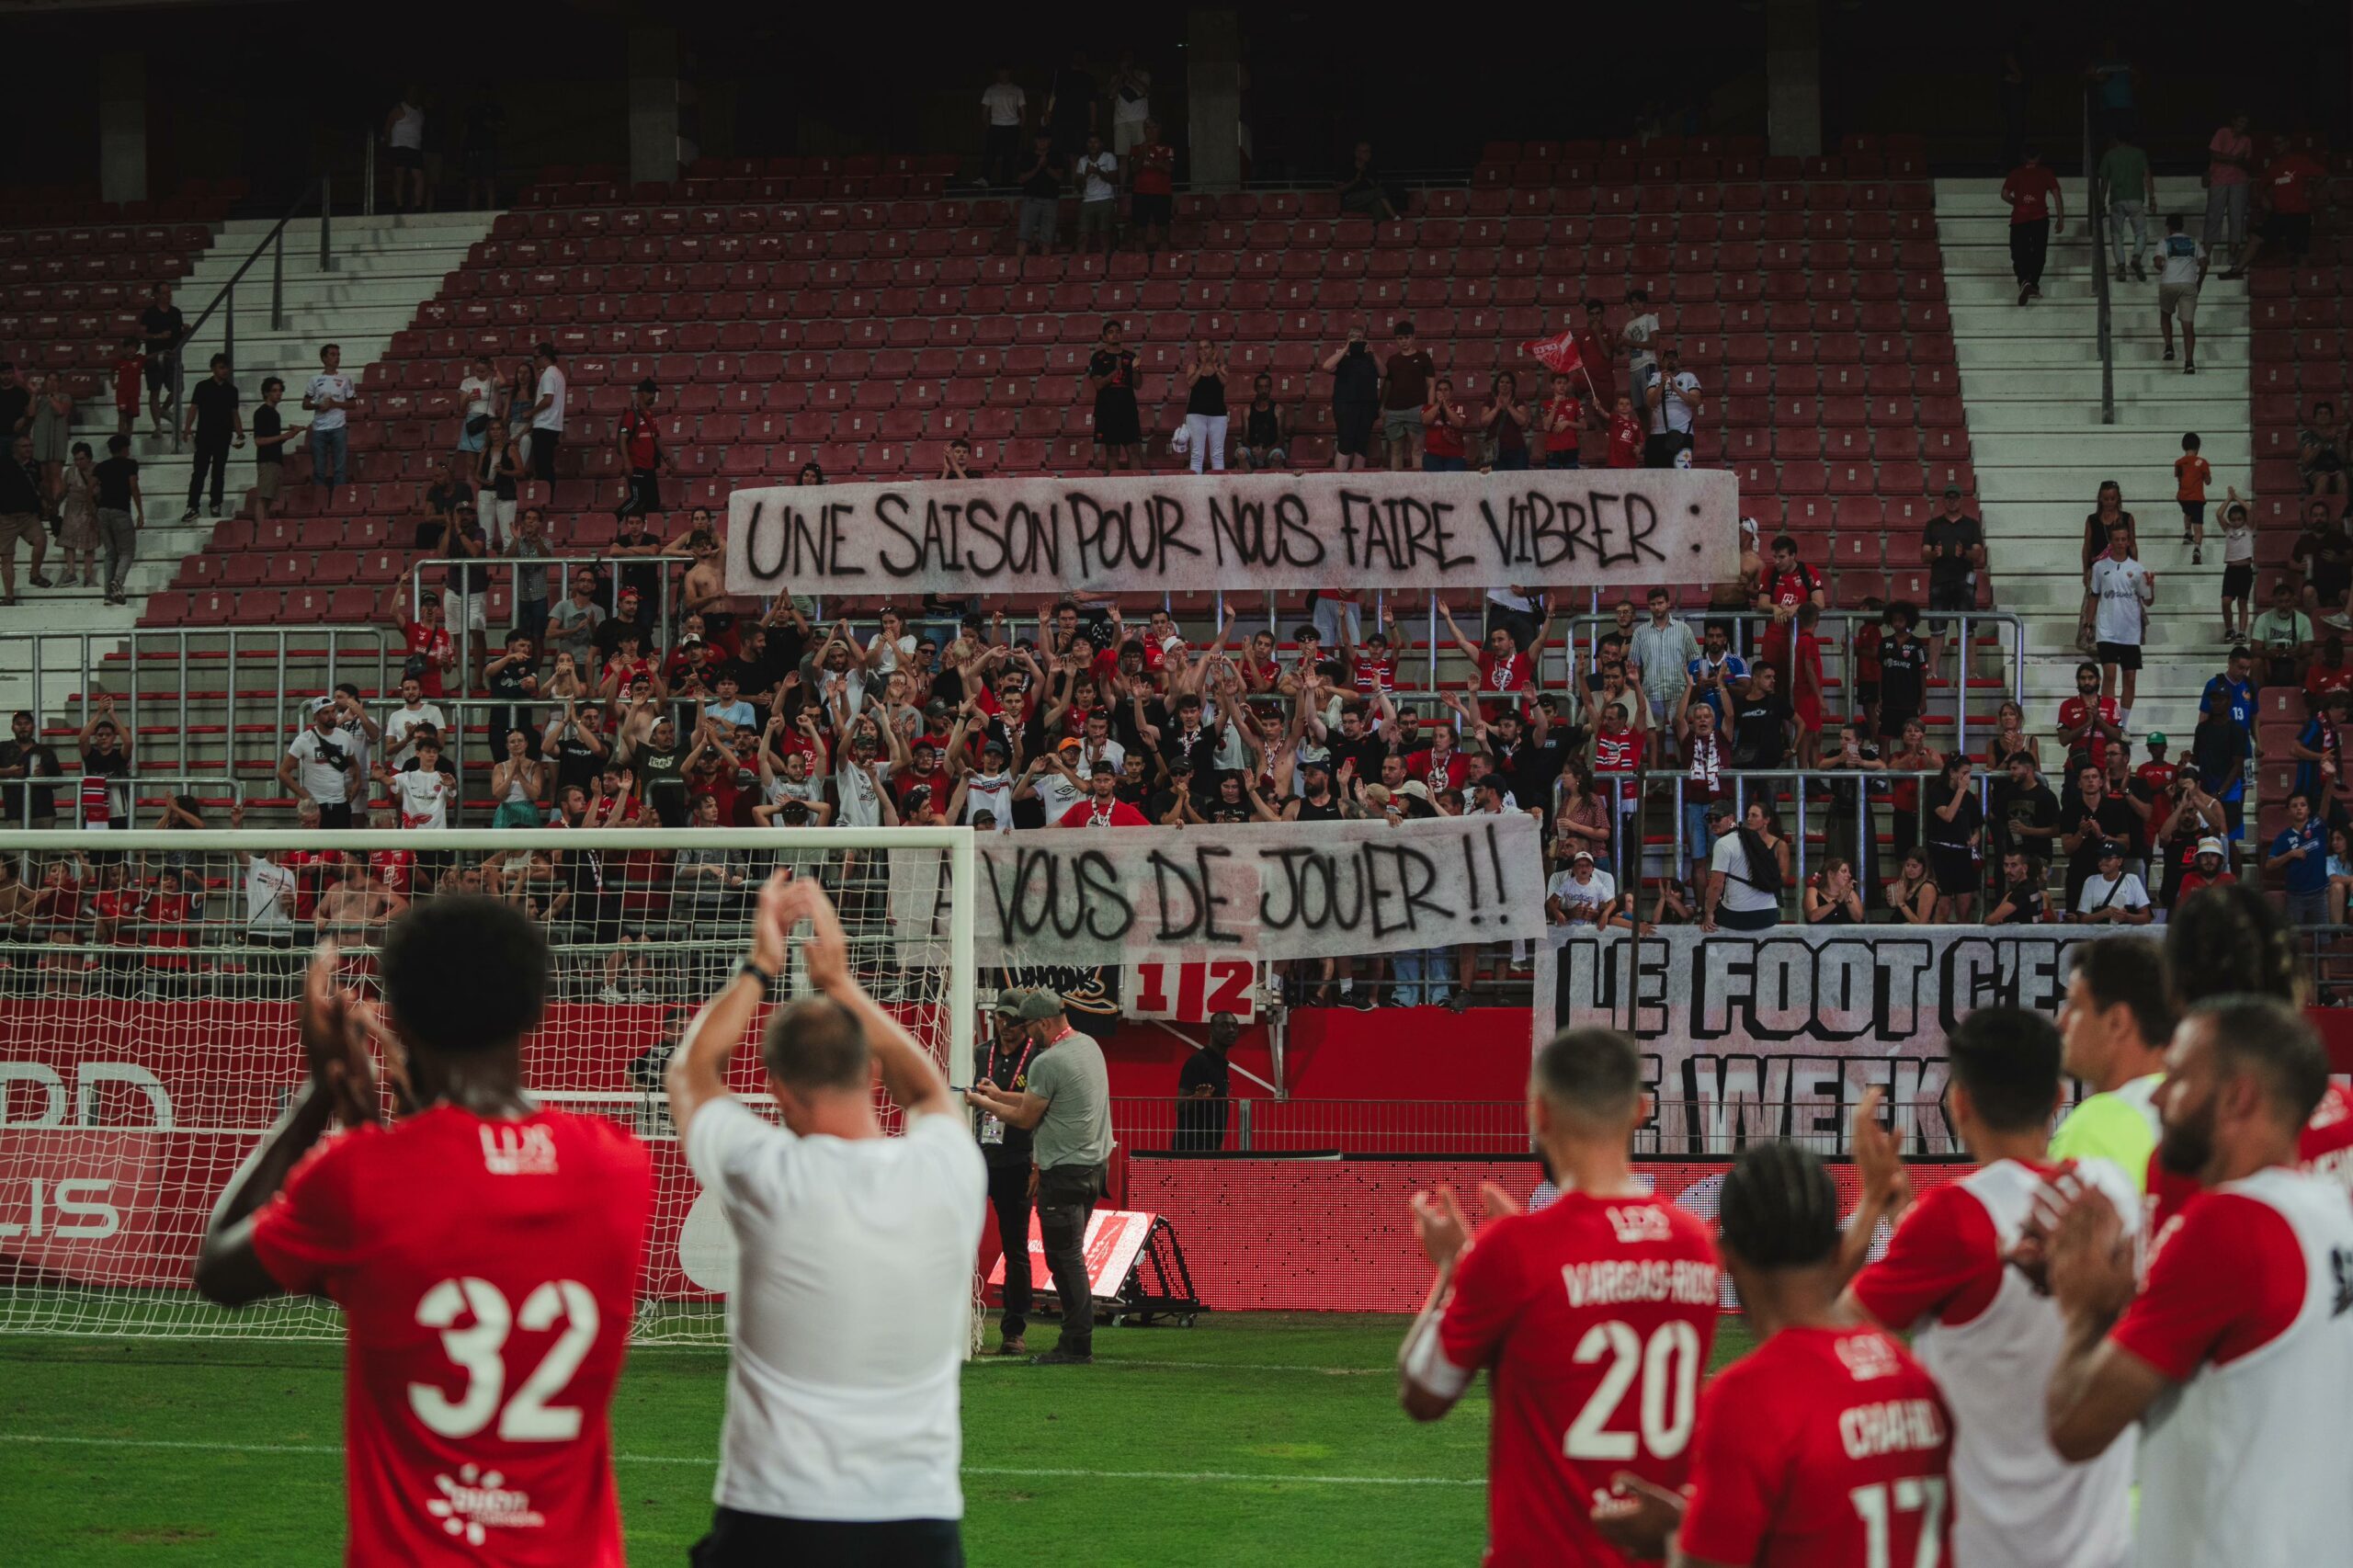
(0, 825), (978, 1345)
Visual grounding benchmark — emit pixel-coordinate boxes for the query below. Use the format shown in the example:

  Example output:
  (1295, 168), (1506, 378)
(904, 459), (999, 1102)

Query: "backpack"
(1733, 826), (1784, 895)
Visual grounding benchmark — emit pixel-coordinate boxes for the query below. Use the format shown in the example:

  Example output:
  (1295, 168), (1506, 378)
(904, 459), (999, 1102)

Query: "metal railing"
(2085, 90), (2116, 424)
(171, 177), (336, 454)
(407, 552), (678, 695)
(1, 626), (395, 751)
(1558, 608), (2028, 762)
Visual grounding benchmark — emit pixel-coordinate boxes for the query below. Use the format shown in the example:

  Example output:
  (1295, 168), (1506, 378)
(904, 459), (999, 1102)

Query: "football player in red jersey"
(1597, 1142), (1954, 1568)
(1398, 1026), (1719, 1567)
(195, 898), (652, 1566)
(2043, 996), (2353, 1568)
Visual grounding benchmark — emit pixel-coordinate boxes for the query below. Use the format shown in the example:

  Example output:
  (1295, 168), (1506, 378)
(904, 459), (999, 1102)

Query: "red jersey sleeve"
(1677, 1362), (1789, 1565)
(1849, 1181), (2001, 1331)
(2111, 1192), (2306, 1381)
(1430, 1216), (1530, 1393)
(248, 1129), (370, 1299)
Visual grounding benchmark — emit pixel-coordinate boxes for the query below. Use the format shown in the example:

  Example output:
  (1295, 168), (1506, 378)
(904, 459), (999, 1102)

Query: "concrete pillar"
(1187, 9), (1243, 193)
(1765, 0), (1822, 161)
(627, 26), (681, 187)
(99, 51), (147, 206)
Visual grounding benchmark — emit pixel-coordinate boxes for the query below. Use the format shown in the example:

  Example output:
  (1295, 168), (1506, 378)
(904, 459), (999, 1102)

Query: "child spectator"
(2251, 578), (2314, 687)
(1541, 372), (1584, 469)
(1850, 597), (1886, 730)
(2219, 486), (2256, 640)
(1604, 393), (1643, 469)
(111, 340), (142, 438)
(2175, 431), (2211, 562)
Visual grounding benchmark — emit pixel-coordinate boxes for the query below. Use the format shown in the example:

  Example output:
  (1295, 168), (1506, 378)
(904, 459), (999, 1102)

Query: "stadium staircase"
(15, 139), (2038, 839)
(1936, 175), (2253, 748)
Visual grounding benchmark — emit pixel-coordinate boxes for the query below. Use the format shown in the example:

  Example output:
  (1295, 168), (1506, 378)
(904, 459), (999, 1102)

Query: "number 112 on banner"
(1123, 960), (1256, 1024)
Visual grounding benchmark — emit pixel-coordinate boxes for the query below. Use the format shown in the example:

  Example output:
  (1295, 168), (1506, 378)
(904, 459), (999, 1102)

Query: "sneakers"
(2184, 360), (2197, 375)
(2164, 346), (2176, 360)
(2131, 263), (2147, 282)
(179, 507), (198, 523)
(2193, 548), (2203, 565)
(597, 983), (626, 1005)
(28, 573), (52, 588)
(1031, 1347), (1094, 1366)
(2115, 267), (2130, 284)
(2018, 285), (2032, 306)
(207, 504), (222, 519)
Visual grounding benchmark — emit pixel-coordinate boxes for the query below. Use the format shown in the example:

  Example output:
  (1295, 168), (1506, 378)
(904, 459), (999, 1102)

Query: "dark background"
(0, 0), (2344, 206)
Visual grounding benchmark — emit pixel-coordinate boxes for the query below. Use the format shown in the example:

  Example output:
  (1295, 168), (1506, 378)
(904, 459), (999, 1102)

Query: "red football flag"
(1520, 330), (1584, 375)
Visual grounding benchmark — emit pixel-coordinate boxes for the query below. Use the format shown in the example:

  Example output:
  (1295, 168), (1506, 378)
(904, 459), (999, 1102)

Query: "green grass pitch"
(0, 1312), (1758, 1565)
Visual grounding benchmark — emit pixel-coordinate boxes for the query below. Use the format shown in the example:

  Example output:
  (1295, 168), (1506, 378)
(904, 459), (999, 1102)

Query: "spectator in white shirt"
(456, 353), (499, 460)
(300, 343), (356, 490)
(2155, 213), (2210, 372)
(2083, 522), (2157, 728)
(665, 875), (983, 1565)
(1640, 345), (1701, 469)
(526, 341), (566, 483)
(980, 65), (1028, 188)
(1074, 133), (1119, 255)
(1545, 851), (1625, 927)
(378, 734), (456, 830)
(278, 697), (361, 828)
(2072, 840), (2153, 923)
(382, 677), (447, 768)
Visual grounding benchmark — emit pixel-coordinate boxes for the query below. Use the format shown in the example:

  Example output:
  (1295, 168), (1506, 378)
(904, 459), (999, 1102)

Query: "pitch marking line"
(0, 1432), (1480, 1488)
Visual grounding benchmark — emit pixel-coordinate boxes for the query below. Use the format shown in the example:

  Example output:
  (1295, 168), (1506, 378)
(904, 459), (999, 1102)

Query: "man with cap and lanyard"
(974, 989), (1043, 1356)
(963, 989), (1112, 1364)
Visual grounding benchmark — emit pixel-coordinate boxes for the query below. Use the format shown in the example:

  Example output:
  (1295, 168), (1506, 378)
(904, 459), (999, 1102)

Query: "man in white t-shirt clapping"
(300, 343), (356, 491)
(666, 874), (983, 1567)
(526, 341), (566, 483)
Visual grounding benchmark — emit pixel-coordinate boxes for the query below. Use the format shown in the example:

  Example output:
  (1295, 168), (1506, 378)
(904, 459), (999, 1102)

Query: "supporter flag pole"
(1521, 328), (1604, 412)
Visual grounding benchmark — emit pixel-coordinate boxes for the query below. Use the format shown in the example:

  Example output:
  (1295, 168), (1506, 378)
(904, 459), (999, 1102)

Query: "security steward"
(964, 989), (1111, 1365)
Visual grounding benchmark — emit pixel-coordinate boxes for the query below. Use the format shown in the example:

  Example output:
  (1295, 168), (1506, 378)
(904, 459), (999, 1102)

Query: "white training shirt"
(1874, 1158), (2140, 1568)
(286, 725), (358, 804)
(2130, 1166), (2353, 1568)
(2088, 555), (2152, 645)
(532, 365), (567, 433)
(2075, 870), (2150, 915)
(961, 771), (1013, 832)
(685, 1102), (984, 1522)
(1033, 767), (1084, 823)
(383, 700), (446, 767)
(834, 759), (892, 828)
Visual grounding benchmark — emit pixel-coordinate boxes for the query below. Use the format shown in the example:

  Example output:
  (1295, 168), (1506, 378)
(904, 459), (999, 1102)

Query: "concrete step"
(1968, 432), (2251, 468)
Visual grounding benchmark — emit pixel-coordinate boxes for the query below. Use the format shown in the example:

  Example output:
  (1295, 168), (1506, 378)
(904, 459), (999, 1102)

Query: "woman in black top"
(1482, 371), (1529, 471)
(478, 424), (521, 549)
(1802, 857), (1865, 924)
(1239, 371), (1287, 471)
(1321, 328), (1381, 471)
(1182, 341), (1228, 474)
(1924, 752), (1984, 919)
(2079, 479), (2136, 588)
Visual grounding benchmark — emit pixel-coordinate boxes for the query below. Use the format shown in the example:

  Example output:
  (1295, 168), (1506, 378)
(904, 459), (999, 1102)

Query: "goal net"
(0, 825), (976, 1344)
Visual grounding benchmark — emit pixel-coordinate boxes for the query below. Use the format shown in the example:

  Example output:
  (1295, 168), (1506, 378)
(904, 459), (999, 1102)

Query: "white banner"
(725, 469), (1738, 597)
(1537, 926), (2119, 1157)
(975, 813), (1544, 966)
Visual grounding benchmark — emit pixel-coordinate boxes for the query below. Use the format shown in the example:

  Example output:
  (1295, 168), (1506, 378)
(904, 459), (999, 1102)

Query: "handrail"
(171, 176), (335, 454)
(2086, 91), (2116, 425)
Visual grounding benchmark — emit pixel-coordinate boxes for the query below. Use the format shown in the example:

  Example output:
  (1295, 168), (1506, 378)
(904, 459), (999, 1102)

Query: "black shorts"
(1643, 430), (1691, 468)
(1928, 845), (1977, 896)
(690, 1508), (962, 1568)
(389, 145), (424, 171)
(1876, 705), (1916, 741)
(1927, 580), (1973, 613)
(1093, 392), (1141, 447)
(1334, 403), (1377, 457)
(1131, 192), (1172, 230)
(2222, 562), (2256, 598)
(143, 354), (172, 392)
(2263, 210), (2313, 252)
(2094, 640), (2143, 671)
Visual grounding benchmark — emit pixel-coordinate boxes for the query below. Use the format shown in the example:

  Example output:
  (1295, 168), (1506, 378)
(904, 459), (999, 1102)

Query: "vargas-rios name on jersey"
(1563, 1258), (1722, 1309)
